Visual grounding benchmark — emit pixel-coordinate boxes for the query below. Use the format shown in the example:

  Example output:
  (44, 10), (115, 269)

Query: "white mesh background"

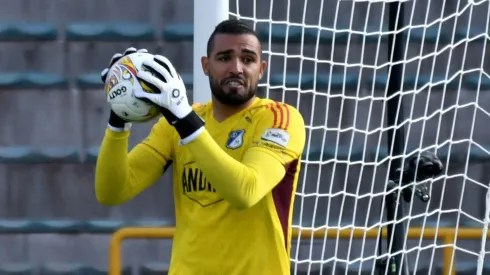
(230, 0), (490, 274)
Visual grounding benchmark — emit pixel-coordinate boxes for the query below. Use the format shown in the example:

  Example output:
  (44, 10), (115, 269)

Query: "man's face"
(201, 33), (266, 106)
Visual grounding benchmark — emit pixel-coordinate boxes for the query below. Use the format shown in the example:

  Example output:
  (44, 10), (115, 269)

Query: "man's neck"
(212, 96), (256, 123)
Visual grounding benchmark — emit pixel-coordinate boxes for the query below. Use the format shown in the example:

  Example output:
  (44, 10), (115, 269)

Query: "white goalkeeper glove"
(135, 54), (205, 142)
(134, 55), (192, 120)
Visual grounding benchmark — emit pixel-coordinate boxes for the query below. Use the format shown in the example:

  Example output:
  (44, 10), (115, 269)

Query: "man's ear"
(201, 56), (209, 76)
(259, 60), (267, 79)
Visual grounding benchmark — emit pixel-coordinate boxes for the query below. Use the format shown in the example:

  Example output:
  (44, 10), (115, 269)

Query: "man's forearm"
(183, 130), (286, 209)
(95, 129), (166, 206)
(95, 129), (133, 205)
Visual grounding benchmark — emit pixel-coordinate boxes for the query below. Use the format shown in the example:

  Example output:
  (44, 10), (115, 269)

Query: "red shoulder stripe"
(282, 104), (290, 130)
(270, 103), (290, 130)
(267, 102), (292, 130)
(275, 102), (284, 129)
(266, 103), (278, 128)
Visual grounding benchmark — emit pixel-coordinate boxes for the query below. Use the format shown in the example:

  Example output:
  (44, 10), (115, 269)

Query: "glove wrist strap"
(108, 111), (131, 132)
(174, 111), (204, 139)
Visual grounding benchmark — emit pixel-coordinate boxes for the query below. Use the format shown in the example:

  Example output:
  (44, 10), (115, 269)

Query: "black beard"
(209, 77), (256, 106)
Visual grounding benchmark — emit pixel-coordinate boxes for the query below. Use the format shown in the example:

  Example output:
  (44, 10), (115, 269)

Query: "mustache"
(220, 75), (246, 85)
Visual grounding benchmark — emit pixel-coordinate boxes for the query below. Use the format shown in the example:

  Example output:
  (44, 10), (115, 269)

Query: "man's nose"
(229, 58), (244, 74)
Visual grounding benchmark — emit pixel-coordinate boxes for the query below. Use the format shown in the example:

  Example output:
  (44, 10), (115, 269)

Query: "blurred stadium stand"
(0, 0), (489, 274)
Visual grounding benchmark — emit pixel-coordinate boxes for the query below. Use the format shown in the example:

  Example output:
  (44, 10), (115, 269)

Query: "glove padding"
(135, 55), (204, 141)
(134, 55), (193, 121)
(102, 47), (148, 130)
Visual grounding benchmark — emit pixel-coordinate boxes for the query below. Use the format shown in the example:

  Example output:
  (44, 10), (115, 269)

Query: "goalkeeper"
(95, 19), (306, 275)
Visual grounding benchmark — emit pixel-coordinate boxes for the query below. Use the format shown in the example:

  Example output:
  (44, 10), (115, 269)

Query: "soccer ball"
(104, 52), (161, 122)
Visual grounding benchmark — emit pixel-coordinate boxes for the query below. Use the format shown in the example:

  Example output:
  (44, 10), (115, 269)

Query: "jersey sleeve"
(249, 103), (306, 164)
(181, 103), (306, 209)
(95, 117), (174, 205)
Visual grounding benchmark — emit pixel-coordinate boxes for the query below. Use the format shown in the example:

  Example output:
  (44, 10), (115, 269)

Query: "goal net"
(231, 0), (490, 274)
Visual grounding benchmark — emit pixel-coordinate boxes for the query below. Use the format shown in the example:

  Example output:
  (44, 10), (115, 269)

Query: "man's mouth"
(223, 78), (245, 87)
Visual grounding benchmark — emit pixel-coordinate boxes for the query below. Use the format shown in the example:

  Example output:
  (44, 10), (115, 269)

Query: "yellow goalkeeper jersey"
(95, 97), (306, 275)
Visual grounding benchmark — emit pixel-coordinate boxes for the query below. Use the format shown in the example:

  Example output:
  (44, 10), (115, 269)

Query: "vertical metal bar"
(385, 1), (408, 275)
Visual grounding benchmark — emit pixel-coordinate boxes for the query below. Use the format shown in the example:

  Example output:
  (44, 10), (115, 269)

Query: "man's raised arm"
(95, 117), (174, 205)
(182, 104), (305, 209)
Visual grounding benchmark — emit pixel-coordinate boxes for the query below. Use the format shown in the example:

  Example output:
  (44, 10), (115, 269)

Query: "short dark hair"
(206, 19), (260, 56)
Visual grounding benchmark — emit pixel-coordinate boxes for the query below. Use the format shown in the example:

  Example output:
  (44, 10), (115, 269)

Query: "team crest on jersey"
(226, 129), (245, 149)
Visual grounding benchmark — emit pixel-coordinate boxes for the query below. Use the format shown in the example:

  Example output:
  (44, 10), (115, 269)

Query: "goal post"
(192, 0), (228, 104)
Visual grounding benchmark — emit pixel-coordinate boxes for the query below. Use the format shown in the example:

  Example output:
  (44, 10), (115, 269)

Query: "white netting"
(231, 0), (489, 274)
